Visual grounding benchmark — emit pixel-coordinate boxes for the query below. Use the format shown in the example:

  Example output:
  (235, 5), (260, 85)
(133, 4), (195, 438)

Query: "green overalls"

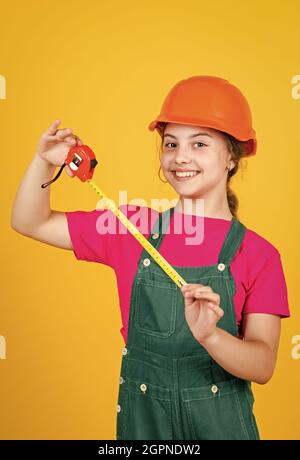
(116, 206), (260, 440)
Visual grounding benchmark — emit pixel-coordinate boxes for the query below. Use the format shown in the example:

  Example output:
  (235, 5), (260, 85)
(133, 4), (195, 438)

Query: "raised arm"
(11, 120), (82, 250)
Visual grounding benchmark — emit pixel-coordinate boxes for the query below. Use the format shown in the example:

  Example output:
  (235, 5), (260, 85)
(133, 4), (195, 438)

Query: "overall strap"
(146, 206), (176, 251)
(146, 209), (247, 266)
(218, 217), (247, 265)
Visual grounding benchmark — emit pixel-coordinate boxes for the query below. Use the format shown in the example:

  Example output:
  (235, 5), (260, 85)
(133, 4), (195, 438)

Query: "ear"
(229, 161), (235, 171)
(225, 151), (234, 169)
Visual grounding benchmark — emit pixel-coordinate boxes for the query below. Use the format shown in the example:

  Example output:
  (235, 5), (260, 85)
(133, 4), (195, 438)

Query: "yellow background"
(1, 0), (299, 440)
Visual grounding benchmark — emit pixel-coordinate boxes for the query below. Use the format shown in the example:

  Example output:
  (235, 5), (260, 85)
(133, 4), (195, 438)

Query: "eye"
(163, 142), (207, 148)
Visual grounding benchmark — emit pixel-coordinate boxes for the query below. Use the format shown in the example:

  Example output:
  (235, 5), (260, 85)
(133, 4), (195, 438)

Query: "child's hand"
(36, 119), (84, 177)
(180, 283), (224, 344)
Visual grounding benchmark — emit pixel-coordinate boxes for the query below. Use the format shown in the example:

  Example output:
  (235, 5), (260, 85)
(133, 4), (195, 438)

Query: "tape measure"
(86, 180), (188, 288)
(40, 143), (188, 289)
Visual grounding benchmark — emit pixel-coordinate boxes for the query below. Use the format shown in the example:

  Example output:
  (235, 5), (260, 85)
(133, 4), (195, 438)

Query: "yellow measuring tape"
(86, 180), (188, 289)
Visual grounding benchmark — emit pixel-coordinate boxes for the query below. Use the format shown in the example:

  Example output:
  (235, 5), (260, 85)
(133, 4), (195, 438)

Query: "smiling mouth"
(171, 170), (201, 181)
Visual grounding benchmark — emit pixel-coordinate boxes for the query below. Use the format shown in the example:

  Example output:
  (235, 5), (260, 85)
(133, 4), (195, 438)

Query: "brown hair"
(156, 122), (248, 219)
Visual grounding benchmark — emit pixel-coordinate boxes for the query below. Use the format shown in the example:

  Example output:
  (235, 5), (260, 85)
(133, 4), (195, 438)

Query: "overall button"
(152, 233), (159, 240)
(117, 404), (121, 412)
(143, 258), (151, 267)
(211, 384), (219, 394)
(217, 263), (226, 272)
(140, 383), (147, 393)
(122, 347), (128, 356)
(120, 376), (124, 384)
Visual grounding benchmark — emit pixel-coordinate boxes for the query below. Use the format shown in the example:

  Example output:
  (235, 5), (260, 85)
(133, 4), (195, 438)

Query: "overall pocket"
(134, 278), (177, 338)
(117, 376), (174, 440)
(182, 378), (259, 440)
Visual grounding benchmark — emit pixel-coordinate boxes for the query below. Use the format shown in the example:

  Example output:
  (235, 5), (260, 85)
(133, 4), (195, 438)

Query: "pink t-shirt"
(65, 205), (290, 344)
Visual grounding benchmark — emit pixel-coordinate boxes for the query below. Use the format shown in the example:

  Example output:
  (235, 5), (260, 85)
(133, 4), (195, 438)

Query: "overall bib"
(116, 207), (260, 440)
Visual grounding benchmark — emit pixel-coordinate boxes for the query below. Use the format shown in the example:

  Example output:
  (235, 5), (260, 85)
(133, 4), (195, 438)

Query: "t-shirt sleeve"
(65, 204), (155, 269)
(65, 208), (115, 267)
(243, 246), (290, 318)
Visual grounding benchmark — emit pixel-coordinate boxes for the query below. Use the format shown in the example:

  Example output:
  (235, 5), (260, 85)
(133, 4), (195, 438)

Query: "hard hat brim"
(148, 118), (257, 156)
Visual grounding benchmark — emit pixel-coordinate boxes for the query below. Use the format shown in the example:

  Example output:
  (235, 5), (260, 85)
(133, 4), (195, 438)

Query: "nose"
(173, 148), (192, 165)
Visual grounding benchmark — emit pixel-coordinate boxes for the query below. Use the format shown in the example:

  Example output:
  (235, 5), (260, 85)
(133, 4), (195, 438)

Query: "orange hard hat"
(148, 75), (257, 156)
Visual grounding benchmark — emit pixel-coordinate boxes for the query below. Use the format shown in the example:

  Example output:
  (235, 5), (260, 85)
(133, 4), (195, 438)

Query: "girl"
(11, 75), (290, 440)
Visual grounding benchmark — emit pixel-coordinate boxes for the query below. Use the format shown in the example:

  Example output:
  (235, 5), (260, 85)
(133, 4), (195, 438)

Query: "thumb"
(182, 290), (197, 307)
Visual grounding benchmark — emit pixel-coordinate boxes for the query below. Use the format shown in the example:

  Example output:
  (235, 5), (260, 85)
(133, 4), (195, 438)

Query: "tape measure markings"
(86, 180), (187, 288)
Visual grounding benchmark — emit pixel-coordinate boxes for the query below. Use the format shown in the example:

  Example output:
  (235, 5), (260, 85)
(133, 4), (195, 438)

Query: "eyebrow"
(163, 132), (213, 139)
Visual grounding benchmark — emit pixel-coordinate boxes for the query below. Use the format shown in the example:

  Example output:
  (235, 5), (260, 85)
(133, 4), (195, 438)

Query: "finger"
(181, 283), (208, 293)
(45, 119), (61, 136)
(185, 291), (220, 304)
(193, 291), (220, 303)
(181, 288), (210, 302)
(55, 128), (73, 140)
(64, 135), (78, 146)
(72, 135), (84, 146)
(183, 287), (213, 297)
(182, 283), (207, 289)
(207, 303), (224, 318)
(75, 136), (83, 146)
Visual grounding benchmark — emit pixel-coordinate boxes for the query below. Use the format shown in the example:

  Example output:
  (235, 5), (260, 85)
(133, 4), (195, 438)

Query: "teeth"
(174, 171), (199, 177)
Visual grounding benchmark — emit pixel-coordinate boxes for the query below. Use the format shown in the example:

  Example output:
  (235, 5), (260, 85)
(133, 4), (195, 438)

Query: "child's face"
(160, 123), (234, 199)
